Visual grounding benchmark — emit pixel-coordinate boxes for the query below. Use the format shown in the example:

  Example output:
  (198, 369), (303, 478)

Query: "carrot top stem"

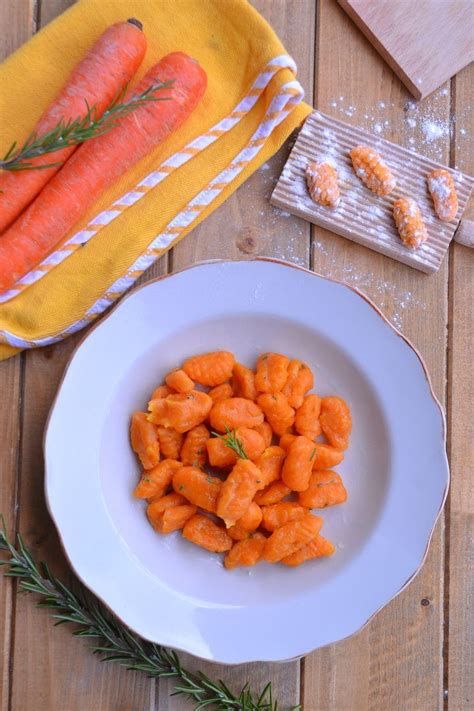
(127, 18), (143, 30)
(0, 79), (174, 172)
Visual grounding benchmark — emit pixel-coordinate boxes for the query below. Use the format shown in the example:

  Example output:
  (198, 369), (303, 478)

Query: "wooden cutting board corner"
(338, 0), (474, 100)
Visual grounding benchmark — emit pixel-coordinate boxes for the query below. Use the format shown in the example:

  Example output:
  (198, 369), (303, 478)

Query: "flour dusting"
(326, 88), (470, 166)
(312, 258), (427, 329)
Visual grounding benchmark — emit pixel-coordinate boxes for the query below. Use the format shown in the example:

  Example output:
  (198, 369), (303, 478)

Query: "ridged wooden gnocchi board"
(270, 111), (474, 273)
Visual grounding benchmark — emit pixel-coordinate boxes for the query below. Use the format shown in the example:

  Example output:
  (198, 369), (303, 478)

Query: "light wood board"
(338, 0), (474, 100)
(271, 110), (473, 273)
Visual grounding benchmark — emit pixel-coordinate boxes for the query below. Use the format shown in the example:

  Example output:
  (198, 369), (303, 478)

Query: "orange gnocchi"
(134, 458), (182, 499)
(208, 382), (234, 403)
(156, 426), (183, 461)
(148, 390), (213, 433)
(180, 424), (210, 467)
(183, 514), (233, 552)
(257, 392), (295, 436)
(165, 368), (194, 393)
(224, 532), (266, 570)
(281, 435), (315, 491)
(210, 397), (264, 432)
(282, 359), (314, 408)
(281, 534), (335, 566)
(206, 427), (265, 468)
(233, 362), (258, 400)
(130, 349), (352, 569)
(294, 393), (322, 440)
(319, 396), (352, 450)
(130, 412), (160, 470)
(255, 353), (290, 393)
(217, 459), (261, 527)
(228, 502), (263, 540)
(183, 351), (235, 386)
(298, 470), (348, 508)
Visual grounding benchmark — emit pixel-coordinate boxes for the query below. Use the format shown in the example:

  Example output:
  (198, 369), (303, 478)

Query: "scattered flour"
(365, 204), (384, 217)
(308, 246), (428, 329)
(421, 119), (447, 142)
(338, 263), (425, 329)
(272, 208), (291, 218)
(317, 154), (338, 169)
(326, 87), (470, 166)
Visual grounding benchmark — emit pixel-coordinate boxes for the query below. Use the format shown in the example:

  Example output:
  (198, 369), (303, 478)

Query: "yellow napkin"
(0, 0), (310, 360)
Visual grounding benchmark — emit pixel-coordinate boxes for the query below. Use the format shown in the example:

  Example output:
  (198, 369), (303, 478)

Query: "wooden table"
(1, 1), (472, 709)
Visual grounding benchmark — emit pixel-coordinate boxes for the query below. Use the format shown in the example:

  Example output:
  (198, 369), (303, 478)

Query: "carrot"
(0, 52), (207, 294)
(0, 20), (147, 233)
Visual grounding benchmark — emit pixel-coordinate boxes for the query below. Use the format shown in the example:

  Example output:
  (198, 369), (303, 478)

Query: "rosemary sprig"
(0, 516), (301, 710)
(211, 426), (248, 459)
(0, 79), (174, 172)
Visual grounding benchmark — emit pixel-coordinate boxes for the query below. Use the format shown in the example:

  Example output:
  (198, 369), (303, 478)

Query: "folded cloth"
(0, 0), (310, 360)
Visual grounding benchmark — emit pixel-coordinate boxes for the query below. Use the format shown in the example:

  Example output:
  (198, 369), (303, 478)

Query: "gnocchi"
(130, 350), (352, 570)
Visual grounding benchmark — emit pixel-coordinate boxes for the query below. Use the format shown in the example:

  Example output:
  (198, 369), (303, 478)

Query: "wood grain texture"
(303, 1), (448, 709)
(158, 1), (315, 708)
(0, 359), (21, 711)
(37, 0), (74, 24)
(0, 0), (36, 58)
(447, 60), (474, 711)
(454, 214), (474, 247)
(0, 6), (35, 711)
(271, 110), (473, 272)
(337, 0), (474, 100)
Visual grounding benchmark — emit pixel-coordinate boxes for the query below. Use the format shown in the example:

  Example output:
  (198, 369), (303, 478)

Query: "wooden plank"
(0, 360), (22, 711)
(37, 0), (74, 25)
(7, 2), (165, 709)
(158, 1), (315, 708)
(303, 1), (448, 708)
(337, 0), (474, 100)
(447, 61), (474, 710)
(0, 5), (35, 710)
(0, 0), (35, 58)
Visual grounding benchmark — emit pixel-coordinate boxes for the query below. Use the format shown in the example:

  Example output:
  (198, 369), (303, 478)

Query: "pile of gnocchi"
(130, 351), (352, 570)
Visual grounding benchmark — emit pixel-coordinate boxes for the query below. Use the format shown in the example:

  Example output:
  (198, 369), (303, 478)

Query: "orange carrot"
(0, 52), (207, 293)
(0, 20), (147, 232)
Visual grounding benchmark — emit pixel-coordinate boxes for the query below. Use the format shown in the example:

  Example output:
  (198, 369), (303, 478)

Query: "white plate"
(45, 259), (449, 664)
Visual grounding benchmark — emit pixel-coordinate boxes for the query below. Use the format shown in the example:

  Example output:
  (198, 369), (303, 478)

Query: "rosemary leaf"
(0, 516), (285, 710)
(211, 426), (249, 459)
(0, 79), (174, 172)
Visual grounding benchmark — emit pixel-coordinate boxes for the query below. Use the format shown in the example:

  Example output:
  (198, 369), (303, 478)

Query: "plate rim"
(43, 257), (450, 664)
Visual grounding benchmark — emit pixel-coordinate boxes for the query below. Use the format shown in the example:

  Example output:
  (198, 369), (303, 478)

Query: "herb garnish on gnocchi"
(130, 351), (352, 570)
